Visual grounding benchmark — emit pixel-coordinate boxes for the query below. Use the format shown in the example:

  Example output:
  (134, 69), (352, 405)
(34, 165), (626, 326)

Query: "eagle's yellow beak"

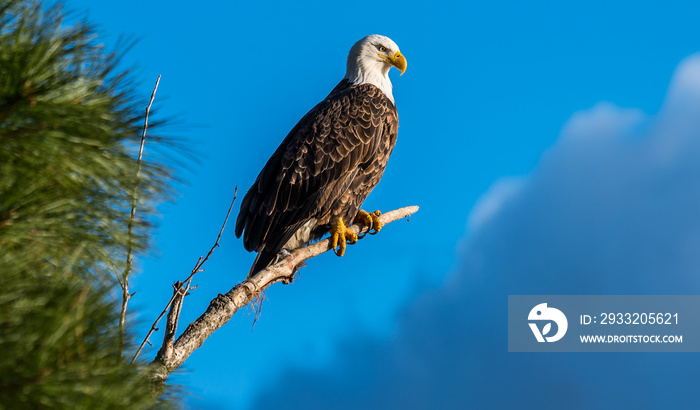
(381, 51), (407, 75)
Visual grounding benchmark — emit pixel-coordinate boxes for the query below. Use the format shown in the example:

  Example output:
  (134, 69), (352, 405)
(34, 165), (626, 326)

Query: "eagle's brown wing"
(235, 80), (398, 276)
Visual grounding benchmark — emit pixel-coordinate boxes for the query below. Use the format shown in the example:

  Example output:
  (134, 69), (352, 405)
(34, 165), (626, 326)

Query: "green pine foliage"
(0, 1), (178, 407)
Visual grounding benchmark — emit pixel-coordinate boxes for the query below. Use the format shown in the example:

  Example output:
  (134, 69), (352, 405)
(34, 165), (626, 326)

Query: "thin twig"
(131, 189), (237, 363)
(120, 75), (161, 357)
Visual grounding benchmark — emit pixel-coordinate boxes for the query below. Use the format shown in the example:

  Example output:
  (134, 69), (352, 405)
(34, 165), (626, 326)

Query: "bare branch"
(120, 75), (161, 356)
(148, 205), (419, 383)
(131, 189), (237, 363)
(154, 281), (189, 363)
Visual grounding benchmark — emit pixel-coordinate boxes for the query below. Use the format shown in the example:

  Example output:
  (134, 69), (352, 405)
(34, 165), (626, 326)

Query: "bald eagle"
(235, 34), (406, 277)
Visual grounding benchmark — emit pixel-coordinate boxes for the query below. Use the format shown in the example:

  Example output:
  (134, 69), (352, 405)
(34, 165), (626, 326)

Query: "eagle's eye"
(377, 45), (388, 53)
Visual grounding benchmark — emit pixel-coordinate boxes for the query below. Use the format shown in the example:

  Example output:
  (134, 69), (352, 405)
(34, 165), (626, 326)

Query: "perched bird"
(235, 34), (407, 277)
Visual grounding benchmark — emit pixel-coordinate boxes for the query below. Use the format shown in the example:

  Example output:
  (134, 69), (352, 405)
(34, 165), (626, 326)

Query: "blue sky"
(67, 1), (700, 408)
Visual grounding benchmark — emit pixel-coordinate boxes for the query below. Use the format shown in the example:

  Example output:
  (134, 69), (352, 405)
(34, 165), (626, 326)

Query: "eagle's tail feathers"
(246, 220), (314, 279)
(248, 249), (279, 278)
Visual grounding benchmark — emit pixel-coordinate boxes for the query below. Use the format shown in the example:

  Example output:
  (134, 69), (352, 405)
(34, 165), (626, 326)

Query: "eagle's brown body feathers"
(235, 79), (398, 276)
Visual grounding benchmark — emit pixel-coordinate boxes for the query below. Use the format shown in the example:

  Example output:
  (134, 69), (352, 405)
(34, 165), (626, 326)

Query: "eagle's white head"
(344, 34), (407, 104)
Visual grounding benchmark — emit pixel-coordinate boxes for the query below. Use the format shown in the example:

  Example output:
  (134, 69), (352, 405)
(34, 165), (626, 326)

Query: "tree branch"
(148, 205), (418, 384)
(154, 280), (190, 363)
(120, 75), (161, 356)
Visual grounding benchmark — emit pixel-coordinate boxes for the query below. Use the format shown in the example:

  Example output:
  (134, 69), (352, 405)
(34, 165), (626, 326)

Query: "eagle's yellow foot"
(354, 209), (382, 238)
(330, 218), (358, 257)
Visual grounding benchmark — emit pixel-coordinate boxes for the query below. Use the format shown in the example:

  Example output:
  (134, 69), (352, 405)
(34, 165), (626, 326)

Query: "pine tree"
(0, 1), (178, 407)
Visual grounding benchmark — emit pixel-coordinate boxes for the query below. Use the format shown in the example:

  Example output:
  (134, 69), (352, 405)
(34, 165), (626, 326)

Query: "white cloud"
(467, 176), (525, 232)
(559, 102), (646, 144)
(663, 54), (700, 110)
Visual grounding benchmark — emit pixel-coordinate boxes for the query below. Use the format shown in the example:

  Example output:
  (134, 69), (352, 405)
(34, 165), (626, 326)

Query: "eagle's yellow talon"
(330, 218), (357, 257)
(355, 209), (383, 236)
(330, 210), (382, 257)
